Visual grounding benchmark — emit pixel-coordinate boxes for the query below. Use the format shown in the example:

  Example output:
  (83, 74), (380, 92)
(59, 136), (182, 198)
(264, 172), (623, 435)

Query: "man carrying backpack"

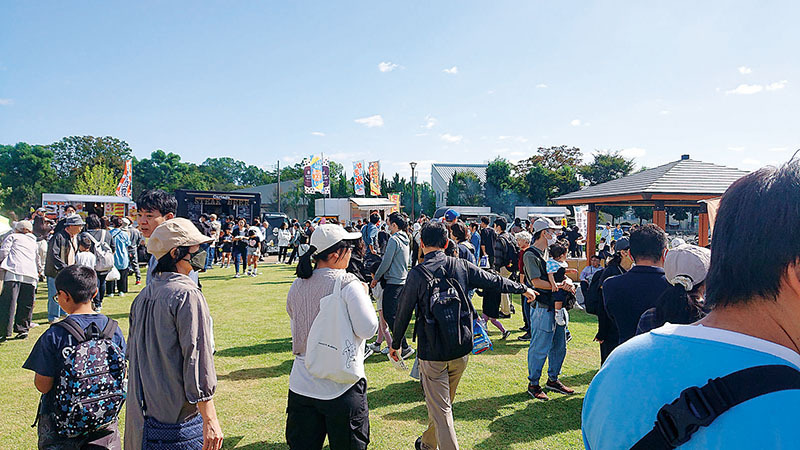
(390, 221), (536, 450)
(493, 217), (520, 317)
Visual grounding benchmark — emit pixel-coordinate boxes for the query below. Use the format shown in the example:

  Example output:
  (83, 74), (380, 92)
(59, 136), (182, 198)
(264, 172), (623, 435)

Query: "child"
(221, 228), (233, 268)
(547, 242), (577, 326)
(22, 265), (126, 449)
(75, 234), (96, 269)
(246, 229), (261, 276)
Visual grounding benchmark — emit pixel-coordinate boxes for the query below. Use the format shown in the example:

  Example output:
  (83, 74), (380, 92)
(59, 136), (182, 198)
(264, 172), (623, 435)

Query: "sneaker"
(135, 280), (141, 285)
(498, 311), (511, 319)
(364, 344), (374, 359)
(519, 326), (529, 332)
(401, 346), (415, 360)
(234, 273), (240, 278)
(527, 384), (549, 401)
(545, 379), (575, 395)
(415, 437), (422, 450)
(246, 270), (252, 276)
(566, 330), (573, 343)
(118, 292), (125, 297)
(517, 332), (531, 341)
(367, 342), (382, 354)
(381, 346), (390, 355)
(250, 272), (257, 277)
(554, 308), (566, 326)
(14, 332), (28, 340)
(29, 322), (39, 328)
(501, 330), (511, 340)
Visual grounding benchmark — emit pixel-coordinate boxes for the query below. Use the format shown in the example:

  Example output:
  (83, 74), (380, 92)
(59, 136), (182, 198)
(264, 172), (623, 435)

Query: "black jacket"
(44, 229), (76, 278)
(392, 250), (527, 361)
(603, 265), (671, 345)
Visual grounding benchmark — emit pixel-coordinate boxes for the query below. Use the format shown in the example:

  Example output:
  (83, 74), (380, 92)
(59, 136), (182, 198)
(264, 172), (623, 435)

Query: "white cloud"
(728, 146), (745, 152)
(766, 80), (788, 91)
(508, 151), (526, 157)
(499, 135), (528, 143)
(440, 133), (463, 144)
(726, 84), (763, 95)
(491, 148), (511, 154)
(742, 158), (761, 166)
(354, 114), (384, 128)
(414, 133), (428, 137)
(620, 147), (647, 158)
(443, 66), (458, 75)
(487, 89), (495, 95)
(0, 98), (13, 106)
(659, 110), (670, 115)
(738, 66), (752, 74)
(536, 83), (548, 88)
(570, 119), (582, 127)
(378, 62), (399, 73)
(422, 115), (438, 129)
(310, 131), (325, 137)
(769, 147), (788, 152)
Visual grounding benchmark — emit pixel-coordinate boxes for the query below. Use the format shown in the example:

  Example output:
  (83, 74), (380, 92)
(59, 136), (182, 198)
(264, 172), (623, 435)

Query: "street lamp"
(410, 161), (417, 221)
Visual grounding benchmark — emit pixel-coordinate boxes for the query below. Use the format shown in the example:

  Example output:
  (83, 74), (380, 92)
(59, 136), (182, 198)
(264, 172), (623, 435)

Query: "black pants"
(286, 378), (369, 450)
(287, 245), (299, 264)
(382, 283), (409, 351)
(106, 268), (129, 295)
(600, 337), (618, 365)
(0, 281), (34, 336)
(95, 273), (108, 309)
(278, 246), (289, 262)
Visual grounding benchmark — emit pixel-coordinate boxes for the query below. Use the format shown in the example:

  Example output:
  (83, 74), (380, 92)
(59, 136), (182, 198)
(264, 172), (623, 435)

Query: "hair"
(652, 281), (706, 327)
(296, 240), (356, 279)
(110, 216), (123, 228)
(516, 231), (532, 244)
(200, 213), (209, 221)
(494, 217), (507, 230)
(86, 213), (103, 230)
(533, 230), (544, 241)
(280, 222), (288, 229)
(137, 189), (178, 216)
(64, 204), (76, 212)
(469, 222), (479, 230)
(55, 265), (97, 304)
(549, 242), (568, 259)
(590, 254), (601, 261)
(421, 221), (448, 248)
(388, 212), (408, 232)
(707, 161), (800, 307)
(607, 251), (623, 267)
(253, 218), (261, 226)
(628, 224), (667, 262)
(345, 226), (366, 258)
(154, 246), (191, 274)
(77, 234), (94, 251)
(369, 214), (380, 225)
(514, 217), (521, 226)
(480, 216), (490, 225)
(450, 220), (468, 243)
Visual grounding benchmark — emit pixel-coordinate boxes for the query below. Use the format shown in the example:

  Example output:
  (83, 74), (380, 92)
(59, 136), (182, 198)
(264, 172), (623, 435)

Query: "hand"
(388, 347), (400, 362)
(593, 337), (604, 344)
(551, 285), (559, 293)
(202, 417), (223, 450)
(370, 279), (378, 289)
(523, 289), (538, 304)
(560, 280), (576, 294)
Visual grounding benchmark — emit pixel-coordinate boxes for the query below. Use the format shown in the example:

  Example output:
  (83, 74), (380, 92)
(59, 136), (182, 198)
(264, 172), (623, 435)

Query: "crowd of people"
(3, 159), (800, 449)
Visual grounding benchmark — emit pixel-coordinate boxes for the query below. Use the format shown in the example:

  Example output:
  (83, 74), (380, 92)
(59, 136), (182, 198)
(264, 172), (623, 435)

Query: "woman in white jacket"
(0, 220), (40, 341)
(276, 222), (292, 263)
(285, 224), (377, 449)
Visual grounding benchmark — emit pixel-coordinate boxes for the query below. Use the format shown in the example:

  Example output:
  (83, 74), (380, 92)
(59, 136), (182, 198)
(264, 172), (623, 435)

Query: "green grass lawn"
(0, 262), (598, 449)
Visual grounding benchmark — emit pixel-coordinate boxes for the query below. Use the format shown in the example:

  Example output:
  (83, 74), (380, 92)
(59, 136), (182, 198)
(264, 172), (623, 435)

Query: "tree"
(447, 171), (485, 206)
(48, 136), (132, 179)
(579, 150), (636, 185)
(516, 145), (583, 173)
(632, 206), (654, 224)
(486, 157), (517, 215)
(523, 164), (553, 205)
(74, 164), (118, 195)
(133, 150), (211, 194)
(0, 143), (56, 216)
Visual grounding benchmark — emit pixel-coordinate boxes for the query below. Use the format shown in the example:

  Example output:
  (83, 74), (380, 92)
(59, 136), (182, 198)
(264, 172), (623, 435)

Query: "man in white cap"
(524, 217), (577, 401)
(0, 220), (39, 340)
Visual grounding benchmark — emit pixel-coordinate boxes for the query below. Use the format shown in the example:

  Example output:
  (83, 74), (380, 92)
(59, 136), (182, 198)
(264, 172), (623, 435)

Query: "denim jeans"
(46, 276), (65, 322)
(204, 245), (215, 269)
(527, 304), (567, 385)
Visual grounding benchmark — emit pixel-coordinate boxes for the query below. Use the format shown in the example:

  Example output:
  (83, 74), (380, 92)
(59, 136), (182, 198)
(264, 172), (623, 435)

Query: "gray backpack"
(87, 230), (114, 272)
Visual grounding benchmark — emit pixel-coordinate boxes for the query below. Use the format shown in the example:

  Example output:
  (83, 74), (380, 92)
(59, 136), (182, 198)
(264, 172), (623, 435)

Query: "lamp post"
(410, 161), (417, 221)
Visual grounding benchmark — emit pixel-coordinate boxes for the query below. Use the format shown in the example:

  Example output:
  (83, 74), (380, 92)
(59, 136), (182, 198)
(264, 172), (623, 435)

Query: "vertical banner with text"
(304, 155), (330, 194)
(389, 193), (400, 213)
(353, 161), (365, 196)
(368, 161), (381, 196)
(115, 159), (133, 198)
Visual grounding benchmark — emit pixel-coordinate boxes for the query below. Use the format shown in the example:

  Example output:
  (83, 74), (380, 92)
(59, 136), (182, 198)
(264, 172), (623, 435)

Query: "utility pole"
(410, 161), (417, 221)
(277, 160), (281, 213)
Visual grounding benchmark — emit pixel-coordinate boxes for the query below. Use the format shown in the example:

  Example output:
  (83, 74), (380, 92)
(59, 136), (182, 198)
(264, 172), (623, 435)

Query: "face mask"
(546, 232), (557, 245)
(187, 249), (207, 271)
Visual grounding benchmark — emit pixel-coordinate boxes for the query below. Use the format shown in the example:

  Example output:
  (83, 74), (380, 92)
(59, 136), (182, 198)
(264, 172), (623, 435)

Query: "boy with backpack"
(493, 217), (520, 318)
(390, 221), (536, 450)
(23, 265), (127, 449)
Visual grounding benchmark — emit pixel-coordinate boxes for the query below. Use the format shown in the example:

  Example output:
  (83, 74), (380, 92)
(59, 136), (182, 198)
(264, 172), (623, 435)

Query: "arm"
(50, 234), (68, 272)
(197, 399), (223, 450)
(373, 237), (397, 281)
(0, 235), (11, 262)
(343, 281), (378, 340)
(34, 374), (54, 394)
(175, 291), (217, 405)
(466, 260), (526, 294)
(547, 273), (558, 292)
(391, 269), (422, 350)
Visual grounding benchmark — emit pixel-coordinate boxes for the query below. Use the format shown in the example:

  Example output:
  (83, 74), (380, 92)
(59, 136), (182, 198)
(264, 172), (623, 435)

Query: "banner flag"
(304, 155), (330, 194)
(115, 159), (133, 198)
(353, 161), (365, 196)
(368, 161), (381, 196)
(389, 193), (400, 213)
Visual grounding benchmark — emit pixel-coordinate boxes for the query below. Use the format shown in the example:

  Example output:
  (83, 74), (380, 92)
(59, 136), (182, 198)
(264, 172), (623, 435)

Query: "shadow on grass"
(219, 359), (293, 380)
(559, 369), (598, 386)
(216, 338), (292, 357)
(254, 280), (294, 286)
(567, 311), (598, 324)
(223, 436), (288, 449)
(368, 380), (424, 408)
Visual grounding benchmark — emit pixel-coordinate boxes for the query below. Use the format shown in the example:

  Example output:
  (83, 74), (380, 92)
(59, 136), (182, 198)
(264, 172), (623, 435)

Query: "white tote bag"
(106, 266), (121, 281)
(304, 277), (365, 384)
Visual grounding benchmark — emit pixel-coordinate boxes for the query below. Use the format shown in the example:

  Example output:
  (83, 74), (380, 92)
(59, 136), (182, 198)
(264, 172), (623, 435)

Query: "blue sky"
(1, 1), (798, 182)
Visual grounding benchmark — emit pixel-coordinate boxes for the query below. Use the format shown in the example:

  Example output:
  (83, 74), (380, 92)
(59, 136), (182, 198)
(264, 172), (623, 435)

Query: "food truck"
(175, 190), (261, 223)
(314, 197), (399, 224)
(41, 194), (136, 220)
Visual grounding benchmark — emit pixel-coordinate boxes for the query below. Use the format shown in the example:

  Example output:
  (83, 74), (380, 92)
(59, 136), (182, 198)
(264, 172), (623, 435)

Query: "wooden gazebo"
(554, 155), (748, 261)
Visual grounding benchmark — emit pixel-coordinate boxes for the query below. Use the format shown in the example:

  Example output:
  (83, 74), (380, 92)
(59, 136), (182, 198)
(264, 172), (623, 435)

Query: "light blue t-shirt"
(582, 324), (800, 449)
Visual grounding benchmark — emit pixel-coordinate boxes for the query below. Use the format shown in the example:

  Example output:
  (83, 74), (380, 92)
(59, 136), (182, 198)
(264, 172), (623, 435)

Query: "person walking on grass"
(106, 216), (131, 298)
(44, 214), (84, 324)
(286, 224), (377, 449)
(230, 218), (248, 278)
(126, 218), (222, 450)
(276, 222), (291, 263)
(391, 221), (535, 450)
(83, 214), (115, 311)
(246, 228), (261, 277)
(0, 220), (39, 342)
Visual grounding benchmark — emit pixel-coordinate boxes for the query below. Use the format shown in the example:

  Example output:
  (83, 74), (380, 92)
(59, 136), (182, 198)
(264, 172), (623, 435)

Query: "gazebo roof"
(554, 156), (749, 205)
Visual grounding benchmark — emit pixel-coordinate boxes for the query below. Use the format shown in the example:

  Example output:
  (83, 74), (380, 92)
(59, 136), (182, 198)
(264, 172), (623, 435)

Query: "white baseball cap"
(664, 244), (711, 291)
(310, 224), (362, 255)
(532, 217), (560, 234)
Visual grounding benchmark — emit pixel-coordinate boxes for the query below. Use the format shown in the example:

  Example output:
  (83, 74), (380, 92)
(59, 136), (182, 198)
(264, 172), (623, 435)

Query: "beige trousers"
(499, 267), (512, 315)
(419, 355), (469, 450)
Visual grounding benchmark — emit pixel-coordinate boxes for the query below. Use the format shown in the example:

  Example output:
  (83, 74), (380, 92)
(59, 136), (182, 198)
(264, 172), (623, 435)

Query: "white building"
(430, 163), (488, 208)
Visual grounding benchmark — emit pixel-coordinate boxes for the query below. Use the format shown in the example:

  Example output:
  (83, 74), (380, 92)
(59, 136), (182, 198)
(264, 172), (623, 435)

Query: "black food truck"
(175, 190), (261, 223)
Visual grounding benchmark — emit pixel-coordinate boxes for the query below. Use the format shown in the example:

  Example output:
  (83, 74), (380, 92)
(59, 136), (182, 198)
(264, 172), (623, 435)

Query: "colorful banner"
(303, 155), (330, 194)
(115, 159), (133, 198)
(368, 161), (381, 196)
(353, 161), (365, 196)
(388, 193), (400, 214)
(574, 205), (588, 240)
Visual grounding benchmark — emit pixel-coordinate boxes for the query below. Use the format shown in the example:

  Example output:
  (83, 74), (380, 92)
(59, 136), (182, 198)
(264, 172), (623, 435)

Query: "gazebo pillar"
(586, 204), (597, 262)
(653, 201), (666, 231)
(698, 202), (710, 247)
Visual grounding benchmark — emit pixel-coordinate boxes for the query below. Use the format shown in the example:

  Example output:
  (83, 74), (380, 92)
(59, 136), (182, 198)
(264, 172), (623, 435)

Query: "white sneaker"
(234, 273), (240, 278)
(554, 308), (567, 326)
(367, 342), (382, 354)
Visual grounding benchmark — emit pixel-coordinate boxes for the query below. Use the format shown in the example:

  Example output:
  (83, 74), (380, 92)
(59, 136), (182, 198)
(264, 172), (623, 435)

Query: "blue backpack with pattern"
(52, 317), (127, 438)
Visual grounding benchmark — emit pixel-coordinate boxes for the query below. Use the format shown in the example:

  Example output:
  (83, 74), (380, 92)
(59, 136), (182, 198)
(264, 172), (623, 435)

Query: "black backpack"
(497, 233), (520, 271)
(583, 268), (606, 315)
(415, 263), (475, 361)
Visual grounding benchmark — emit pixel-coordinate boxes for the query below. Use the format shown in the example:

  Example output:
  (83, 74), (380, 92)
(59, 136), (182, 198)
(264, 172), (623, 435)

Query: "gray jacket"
(373, 231), (410, 285)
